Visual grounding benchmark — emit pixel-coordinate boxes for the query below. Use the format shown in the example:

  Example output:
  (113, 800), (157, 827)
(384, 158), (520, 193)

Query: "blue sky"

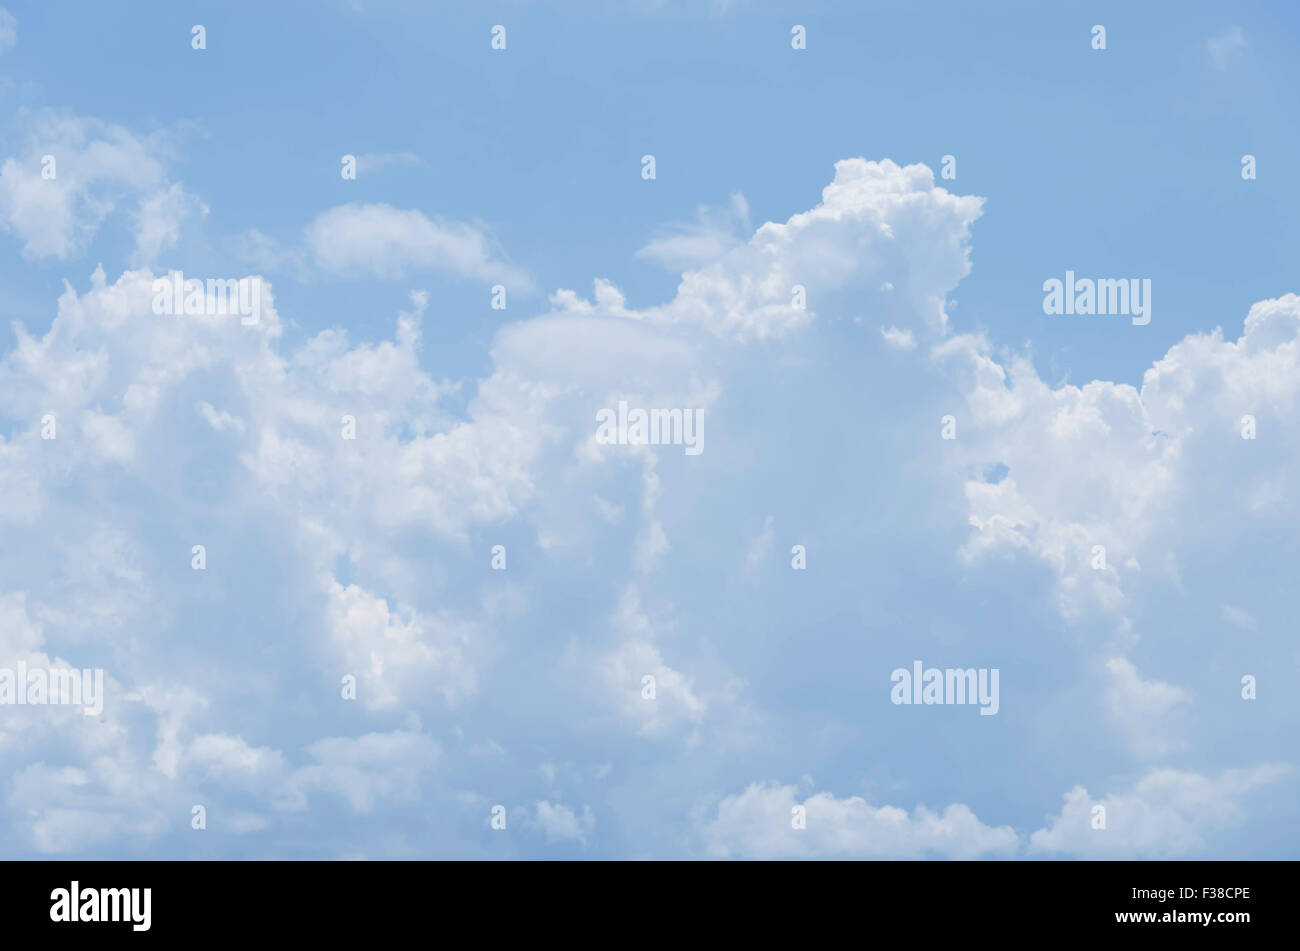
(0, 0), (1298, 858)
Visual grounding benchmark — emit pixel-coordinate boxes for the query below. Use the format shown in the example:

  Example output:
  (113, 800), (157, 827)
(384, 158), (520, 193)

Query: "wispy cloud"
(1207, 26), (1249, 71)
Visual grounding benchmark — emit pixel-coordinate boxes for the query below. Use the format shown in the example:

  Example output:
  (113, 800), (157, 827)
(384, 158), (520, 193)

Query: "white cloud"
(304, 202), (530, 287)
(531, 800), (595, 845)
(1029, 765), (1290, 857)
(880, 324), (916, 350)
(1, 148), (1295, 860)
(196, 400), (245, 435)
(0, 113), (199, 261)
(641, 159), (982, 341)
(588, 586), (709, 739)
(324, 578), (476, 711)
(939, 294), (1300, 624)
(703, 781), (1019, 858)
(636, 191), (750, 271)
(133, 182), (207, 264)
(1220, 604), (1255, 630)
(1207, 27), (1249, 71)
(292, 731), (441, 814)
(633, 468), (669, 573)
(0, 9), (15, 55)
(1104, 657), (1191, 758)
(556, 160), (979, 343)
(183, 733), (289, 788)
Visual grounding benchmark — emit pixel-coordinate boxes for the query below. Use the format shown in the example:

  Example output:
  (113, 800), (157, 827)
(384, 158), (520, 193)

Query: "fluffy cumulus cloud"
(0, 112), (203, 262)
(636, 158), (983, 341)
(941, 295), (1300, 617)
(324, 579), (476, 712)
(1029, 765), (1290, 857)
(703, 782), (1019, 858)
(931, 294), (1300, 780)
(0, 146), (1295, 858)
(530, 800), (595, 845)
